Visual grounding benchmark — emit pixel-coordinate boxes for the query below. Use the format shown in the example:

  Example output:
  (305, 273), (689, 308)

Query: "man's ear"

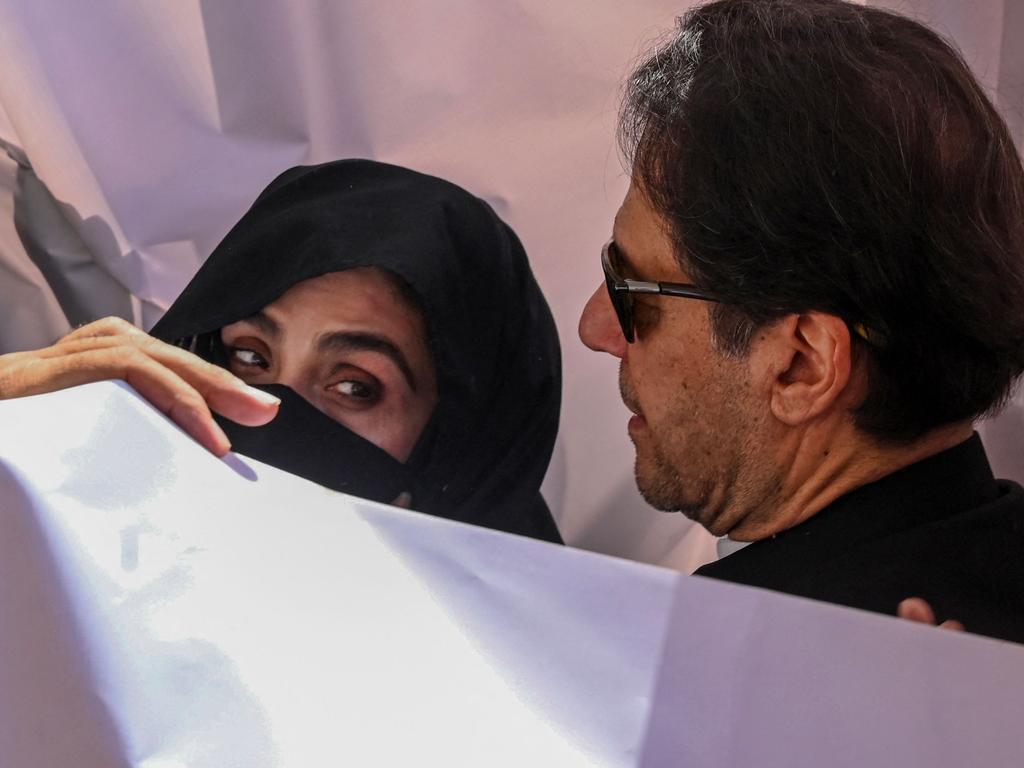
(762, 312), (853, 426)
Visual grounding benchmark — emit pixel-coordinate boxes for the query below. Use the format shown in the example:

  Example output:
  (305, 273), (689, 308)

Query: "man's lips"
(627, 411), (647, 434)
(622, 397), (646, 431)
(618, 364), (644, 422)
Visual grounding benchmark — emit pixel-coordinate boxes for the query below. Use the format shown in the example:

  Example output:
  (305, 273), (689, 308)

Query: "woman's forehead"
(259, 268), (430, 350)
(272, 268), (416, 315)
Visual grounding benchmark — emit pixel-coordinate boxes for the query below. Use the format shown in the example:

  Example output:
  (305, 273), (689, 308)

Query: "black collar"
(702, 433), (998, 573)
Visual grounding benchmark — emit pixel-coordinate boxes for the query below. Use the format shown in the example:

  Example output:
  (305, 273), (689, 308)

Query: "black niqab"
(152, 160), (562, 543)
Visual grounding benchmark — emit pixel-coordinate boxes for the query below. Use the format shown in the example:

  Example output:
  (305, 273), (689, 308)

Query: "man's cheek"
(633, 302), (662, 338)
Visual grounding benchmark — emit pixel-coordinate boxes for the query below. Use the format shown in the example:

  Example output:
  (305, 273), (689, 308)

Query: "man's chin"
(634, 458), (703, 518)
(630, 462), (720, 536)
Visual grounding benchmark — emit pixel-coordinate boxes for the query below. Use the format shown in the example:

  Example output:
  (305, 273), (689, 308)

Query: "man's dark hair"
(620, 0), (1024, 441)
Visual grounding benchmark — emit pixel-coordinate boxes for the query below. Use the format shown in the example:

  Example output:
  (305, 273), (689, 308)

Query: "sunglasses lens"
(611, 288), (633, 343)
(602, 245), (635, 343)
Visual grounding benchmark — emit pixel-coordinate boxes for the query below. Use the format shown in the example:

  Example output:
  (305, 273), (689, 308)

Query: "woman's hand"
(0, 316), (279, 455)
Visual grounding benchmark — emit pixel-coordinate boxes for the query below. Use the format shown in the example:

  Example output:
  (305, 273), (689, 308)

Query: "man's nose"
(579, 284), (628, 359)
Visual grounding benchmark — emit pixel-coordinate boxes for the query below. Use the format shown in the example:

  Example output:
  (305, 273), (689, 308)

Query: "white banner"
(1, 382), (1022, 766)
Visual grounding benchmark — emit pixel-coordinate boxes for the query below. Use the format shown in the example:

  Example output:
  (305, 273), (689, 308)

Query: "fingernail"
(212, 428), (232, 456)
(244, 385), (281, 406)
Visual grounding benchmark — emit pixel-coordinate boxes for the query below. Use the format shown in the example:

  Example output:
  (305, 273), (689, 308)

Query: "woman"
(0, 160), (563, 543)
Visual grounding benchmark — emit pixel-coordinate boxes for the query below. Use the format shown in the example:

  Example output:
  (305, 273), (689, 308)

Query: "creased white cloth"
(1, 381), (1022, 767)
(0, 0), (1021, 573)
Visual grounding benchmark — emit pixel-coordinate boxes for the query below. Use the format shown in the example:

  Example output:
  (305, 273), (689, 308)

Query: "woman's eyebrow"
(237, 310), (280, 336)
(315, 331), (419, 391)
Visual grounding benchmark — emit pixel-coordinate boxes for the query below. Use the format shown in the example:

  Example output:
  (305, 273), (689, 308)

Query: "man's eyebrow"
(611, 238), (643, 279)
(316, 331), (419, 392)
(610, 206), (641, 276)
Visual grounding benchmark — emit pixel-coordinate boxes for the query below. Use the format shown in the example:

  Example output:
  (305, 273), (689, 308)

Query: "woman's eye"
(331, 379), (380, 402)
(229, 348), (269, 369)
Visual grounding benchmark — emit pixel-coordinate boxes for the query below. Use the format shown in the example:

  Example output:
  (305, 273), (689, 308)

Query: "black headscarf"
(151, 160), (562, 544)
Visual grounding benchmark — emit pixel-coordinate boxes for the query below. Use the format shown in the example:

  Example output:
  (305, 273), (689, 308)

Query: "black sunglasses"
(601, 238), (722, 343)
(601, 239), (887, 347)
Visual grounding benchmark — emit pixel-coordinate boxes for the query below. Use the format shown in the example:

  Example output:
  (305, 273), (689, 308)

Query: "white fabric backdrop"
(0, 0), (1020, 569)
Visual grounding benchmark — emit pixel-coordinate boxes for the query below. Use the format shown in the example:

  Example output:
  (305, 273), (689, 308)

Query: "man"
(579, 0), (1024, 642)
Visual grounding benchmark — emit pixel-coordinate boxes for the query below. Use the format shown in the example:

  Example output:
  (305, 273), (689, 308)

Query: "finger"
(32, 335), (144, 363)
(131, 337), (280, 426)
(118, 350), (233, 455)
(938, 619), (966, 632)
(897, 597), (937, 625)
(54, 334), (280, 427)
(390, 492), (413, 509)
(59, 316), (146, 344)
(17, 348), (233, 456)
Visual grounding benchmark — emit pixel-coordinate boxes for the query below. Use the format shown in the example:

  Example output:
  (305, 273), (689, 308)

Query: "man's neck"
(727, 420), (975, 542)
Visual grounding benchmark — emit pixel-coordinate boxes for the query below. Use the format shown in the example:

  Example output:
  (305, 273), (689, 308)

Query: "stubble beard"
(632, 428), (730, 527)
(622, 361), (769, 535)
(620, 365), (718, 519)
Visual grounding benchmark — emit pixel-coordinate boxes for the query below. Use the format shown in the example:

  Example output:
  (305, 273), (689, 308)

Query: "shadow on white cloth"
(2, 382), (1023, 767)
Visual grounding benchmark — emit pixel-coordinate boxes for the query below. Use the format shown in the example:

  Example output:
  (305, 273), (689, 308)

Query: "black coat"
(695, 435), (1024, 643)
